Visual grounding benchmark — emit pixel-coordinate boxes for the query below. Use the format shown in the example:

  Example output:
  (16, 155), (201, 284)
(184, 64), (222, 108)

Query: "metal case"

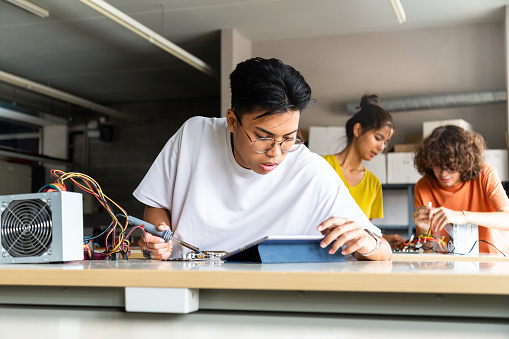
(0, 191), (83, 263)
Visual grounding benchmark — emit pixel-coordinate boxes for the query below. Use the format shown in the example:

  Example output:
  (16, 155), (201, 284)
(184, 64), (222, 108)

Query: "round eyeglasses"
(234, 112), (303, 153)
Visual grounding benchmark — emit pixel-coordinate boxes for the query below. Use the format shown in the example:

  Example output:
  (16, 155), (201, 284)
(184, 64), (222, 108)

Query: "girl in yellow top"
(324, 95), (393, 219)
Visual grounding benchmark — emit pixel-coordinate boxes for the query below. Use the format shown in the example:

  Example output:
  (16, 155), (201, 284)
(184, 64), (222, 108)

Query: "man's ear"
(226, 109), (237, 133)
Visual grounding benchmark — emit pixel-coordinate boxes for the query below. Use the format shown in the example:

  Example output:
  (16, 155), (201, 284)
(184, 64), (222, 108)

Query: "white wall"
(252, 23), (507, 149)
(220, 29), (252, 117)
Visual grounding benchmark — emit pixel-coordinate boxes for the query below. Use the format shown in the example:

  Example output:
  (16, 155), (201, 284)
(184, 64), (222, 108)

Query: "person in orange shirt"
(412, 125), (509, 254)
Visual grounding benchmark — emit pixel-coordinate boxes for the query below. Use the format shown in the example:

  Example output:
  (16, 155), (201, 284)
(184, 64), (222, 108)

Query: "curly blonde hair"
(414, 125), (486, 181)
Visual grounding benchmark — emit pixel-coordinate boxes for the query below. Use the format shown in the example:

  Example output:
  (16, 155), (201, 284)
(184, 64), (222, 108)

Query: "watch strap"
(358, 229), (382, 257)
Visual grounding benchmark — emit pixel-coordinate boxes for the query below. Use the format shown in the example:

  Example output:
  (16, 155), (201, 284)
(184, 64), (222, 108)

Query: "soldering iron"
(128, 215), (200, 252)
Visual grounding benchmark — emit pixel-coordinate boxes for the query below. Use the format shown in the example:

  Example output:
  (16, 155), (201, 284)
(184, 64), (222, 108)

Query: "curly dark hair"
(414, 125), (486, 181)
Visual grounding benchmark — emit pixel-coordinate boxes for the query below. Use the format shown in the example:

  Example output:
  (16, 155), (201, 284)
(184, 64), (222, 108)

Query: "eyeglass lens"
(253, 138), (302, 153)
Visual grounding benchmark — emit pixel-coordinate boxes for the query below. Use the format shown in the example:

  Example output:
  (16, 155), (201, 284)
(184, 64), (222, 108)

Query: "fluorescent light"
(79, 0), (219, 80)
(0, 69), (141, 124)
(0, 107), (66, 127)
(389, 0), (406, 24)
(5, 0), (49, 18)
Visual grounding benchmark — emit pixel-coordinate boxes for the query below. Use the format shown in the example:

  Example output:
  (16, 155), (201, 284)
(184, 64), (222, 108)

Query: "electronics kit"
(392, 201), (482, 256)
(0, 169), (216, 263)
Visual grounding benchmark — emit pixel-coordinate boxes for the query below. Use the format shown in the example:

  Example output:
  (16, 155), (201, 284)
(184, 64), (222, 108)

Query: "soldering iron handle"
(128, 215), (173, 242)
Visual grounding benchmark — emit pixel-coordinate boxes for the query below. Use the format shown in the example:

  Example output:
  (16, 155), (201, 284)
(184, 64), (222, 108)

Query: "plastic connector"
(142, 249), (152, 259)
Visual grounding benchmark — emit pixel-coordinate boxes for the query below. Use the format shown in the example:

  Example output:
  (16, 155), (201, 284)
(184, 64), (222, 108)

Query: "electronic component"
(393, 233), (449, 253)
(181, 251), (227, 260)
(0, 191), (83, 263)
(163, 250), (227, 262)
(443, 223), (479, 256)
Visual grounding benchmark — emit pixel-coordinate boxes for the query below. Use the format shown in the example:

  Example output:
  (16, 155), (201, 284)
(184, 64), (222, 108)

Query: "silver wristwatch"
(358, 229), (382, 257)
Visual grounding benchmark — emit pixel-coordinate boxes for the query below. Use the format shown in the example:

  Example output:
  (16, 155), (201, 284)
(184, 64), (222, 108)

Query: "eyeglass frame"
(233, 110), (303, 154)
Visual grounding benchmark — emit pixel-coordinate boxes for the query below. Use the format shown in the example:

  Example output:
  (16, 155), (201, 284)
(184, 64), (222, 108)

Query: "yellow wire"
(51, 170), (129, 256)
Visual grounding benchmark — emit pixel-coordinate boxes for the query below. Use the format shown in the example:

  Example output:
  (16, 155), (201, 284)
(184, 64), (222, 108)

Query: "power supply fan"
(0, 192), (83, 264)
(1, 199), (53, 258)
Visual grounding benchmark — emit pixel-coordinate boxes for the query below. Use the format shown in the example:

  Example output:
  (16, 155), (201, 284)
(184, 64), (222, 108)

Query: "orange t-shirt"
(414, 164), (509, 254)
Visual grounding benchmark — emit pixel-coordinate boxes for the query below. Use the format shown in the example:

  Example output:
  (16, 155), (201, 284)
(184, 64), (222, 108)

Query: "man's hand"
(317, 217), (377, 255)
(429, 207), (465, 233)
(413, 205), (431, 235)
(138, 222), (173, 260)
(383, 234), (405, 250)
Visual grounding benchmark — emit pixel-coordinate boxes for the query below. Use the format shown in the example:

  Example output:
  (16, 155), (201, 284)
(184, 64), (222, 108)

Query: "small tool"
(128, 215), (200, 252)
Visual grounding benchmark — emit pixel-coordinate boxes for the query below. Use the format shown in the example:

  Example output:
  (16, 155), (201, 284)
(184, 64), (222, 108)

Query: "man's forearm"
(143, 206), (172, 229)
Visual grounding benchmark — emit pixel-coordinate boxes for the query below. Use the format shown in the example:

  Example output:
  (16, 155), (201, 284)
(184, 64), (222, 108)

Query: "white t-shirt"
(133, 116), (380, 258)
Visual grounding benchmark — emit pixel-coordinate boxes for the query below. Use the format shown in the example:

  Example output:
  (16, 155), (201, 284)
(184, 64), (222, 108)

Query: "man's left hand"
(317, 217), (377, 255)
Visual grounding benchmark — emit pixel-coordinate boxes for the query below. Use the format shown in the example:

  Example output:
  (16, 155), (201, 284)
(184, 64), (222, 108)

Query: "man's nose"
(265, 141), (283, 157)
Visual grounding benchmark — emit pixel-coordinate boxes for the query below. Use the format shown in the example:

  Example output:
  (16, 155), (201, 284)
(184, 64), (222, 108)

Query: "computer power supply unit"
(0, 191), (83, 263)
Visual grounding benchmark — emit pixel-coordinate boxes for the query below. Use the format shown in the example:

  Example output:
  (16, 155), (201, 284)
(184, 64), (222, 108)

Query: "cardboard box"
(404, 133), (423, 144)
(423, 119), (473, 139)
(394, 143), (419, 153)
(308, 126), (346, 156)
(484, 149), (509, 182)
(387, 152), (422, 184)
(364, 153), (386, 184)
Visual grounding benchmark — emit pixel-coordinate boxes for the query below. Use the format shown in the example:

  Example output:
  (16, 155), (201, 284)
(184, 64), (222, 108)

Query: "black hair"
(345, 104), (393, 144)
(359, 94), (381, 107)
(230, 57), (312, 120)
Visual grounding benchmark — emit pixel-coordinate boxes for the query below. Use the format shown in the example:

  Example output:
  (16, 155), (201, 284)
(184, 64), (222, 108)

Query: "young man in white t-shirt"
(133, 57), (391, 261)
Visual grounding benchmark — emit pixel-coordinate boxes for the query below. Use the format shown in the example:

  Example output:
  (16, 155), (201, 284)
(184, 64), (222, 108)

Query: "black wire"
(84, 214), (151, 259)
(117, 214), (150, 249)
(84, 219), (115, 241)
(479, 239), (506, 257)
(449, 240), (479, 256)
(434, 239), (506, 257)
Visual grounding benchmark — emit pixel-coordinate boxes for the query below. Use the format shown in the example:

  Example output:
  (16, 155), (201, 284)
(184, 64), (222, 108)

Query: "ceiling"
(0, 0), (509, 122)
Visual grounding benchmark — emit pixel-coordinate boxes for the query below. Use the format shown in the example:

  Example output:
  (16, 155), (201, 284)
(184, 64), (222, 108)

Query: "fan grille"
(1, 199), (53, 257)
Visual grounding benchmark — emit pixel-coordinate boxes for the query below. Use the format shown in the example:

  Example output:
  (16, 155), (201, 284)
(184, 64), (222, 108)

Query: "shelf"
(382, 183), (416, 189)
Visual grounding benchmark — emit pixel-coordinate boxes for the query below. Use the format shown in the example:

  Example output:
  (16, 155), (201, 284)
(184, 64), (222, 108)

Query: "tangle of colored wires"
(400, 234), (449, 253)
(397, 232), (506, 256)
(48, 169), (146, 260)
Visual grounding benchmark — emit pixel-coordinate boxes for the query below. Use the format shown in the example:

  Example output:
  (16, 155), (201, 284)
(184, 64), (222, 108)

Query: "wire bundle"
(401, 234), (449, 253)
(47, 169), (147, 260)
(398, 228), (506, 256)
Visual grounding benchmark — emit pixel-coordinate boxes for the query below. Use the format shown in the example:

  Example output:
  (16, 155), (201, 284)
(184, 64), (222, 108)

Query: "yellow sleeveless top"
(323, 154), (383, 219)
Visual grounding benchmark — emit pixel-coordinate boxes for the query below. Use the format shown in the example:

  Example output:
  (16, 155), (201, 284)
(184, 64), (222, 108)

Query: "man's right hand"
(412, 205), (431, 235)
(138, 222), (173, 260)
